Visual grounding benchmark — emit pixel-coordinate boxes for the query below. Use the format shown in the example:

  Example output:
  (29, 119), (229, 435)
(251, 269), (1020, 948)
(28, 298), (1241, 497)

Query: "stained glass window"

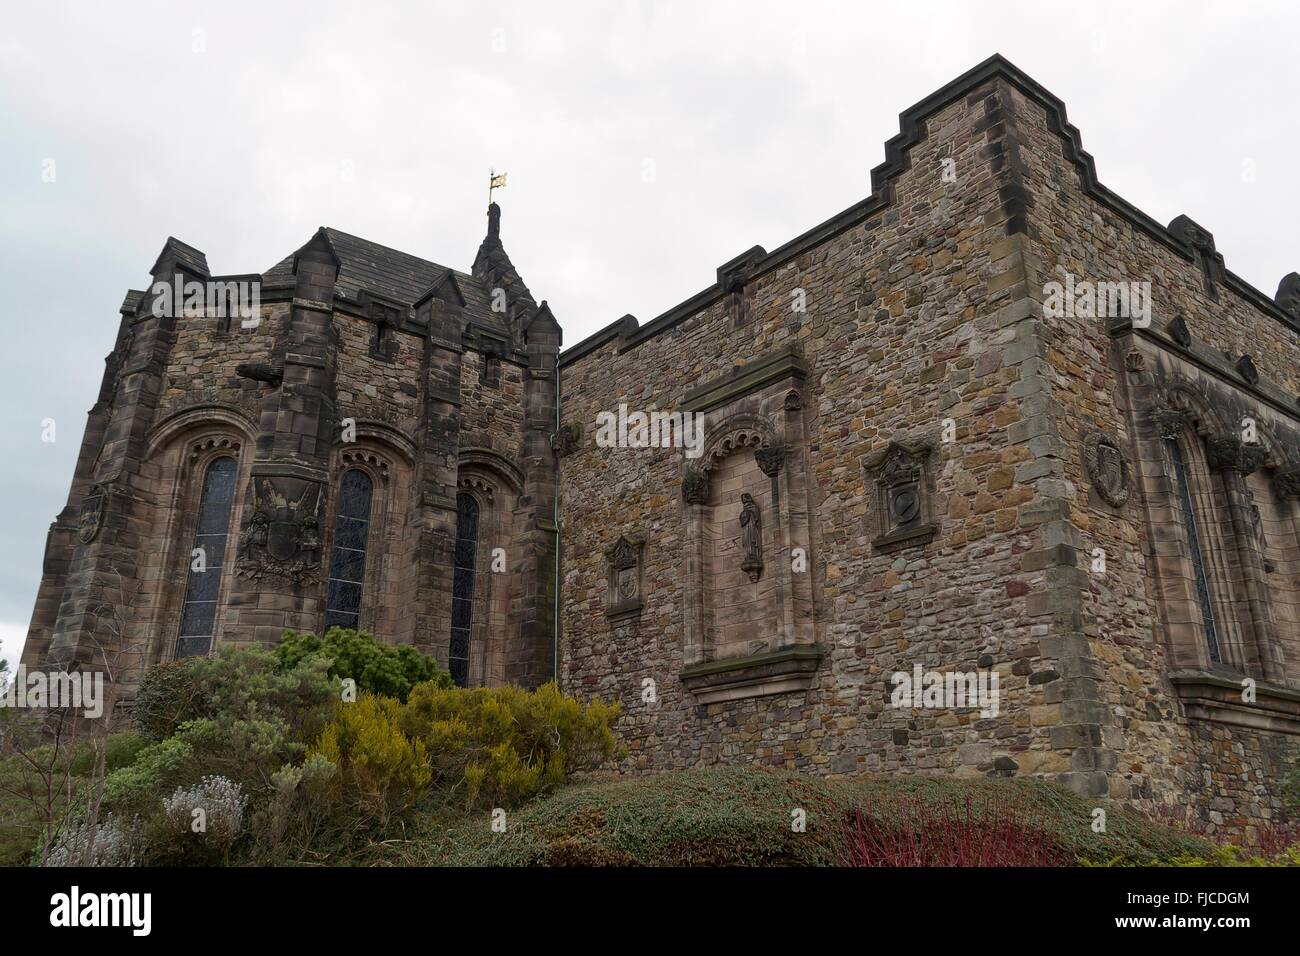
(325, 469), (373, 630)
(177, 456), (238, 658)
(1168, 438), (1222, 664)
(450, 493), (479, 687)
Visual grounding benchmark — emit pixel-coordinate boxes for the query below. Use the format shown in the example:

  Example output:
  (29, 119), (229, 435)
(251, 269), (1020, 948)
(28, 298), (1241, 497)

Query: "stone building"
(25, 55), (1300, 835)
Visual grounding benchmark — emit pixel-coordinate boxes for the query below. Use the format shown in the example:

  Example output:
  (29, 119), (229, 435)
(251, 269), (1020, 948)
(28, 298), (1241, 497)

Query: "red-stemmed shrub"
(841, 793), (1067, 866)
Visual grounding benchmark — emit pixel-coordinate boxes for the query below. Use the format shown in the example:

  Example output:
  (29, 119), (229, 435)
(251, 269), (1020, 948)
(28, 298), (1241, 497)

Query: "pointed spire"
(473, 200), (535, 312)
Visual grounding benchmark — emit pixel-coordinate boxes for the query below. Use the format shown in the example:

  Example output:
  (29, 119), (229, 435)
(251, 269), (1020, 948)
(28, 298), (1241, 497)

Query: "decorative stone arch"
(678, 401), (819, 700)
(1154, 382), (1228, 442)
(350, 419), (417, 467)
(145, 404), (257, 459)
(453, 449), (524, 687)
(1144, 380), (1287, 680)
(136, 418), (254, 670)
(699, 414), (778, 473)
(458, 446), (525, 497)
(319, 438), (405, 638)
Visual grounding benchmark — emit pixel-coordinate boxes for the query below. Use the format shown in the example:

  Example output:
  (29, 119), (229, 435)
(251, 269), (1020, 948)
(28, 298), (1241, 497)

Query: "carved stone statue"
(739, 493), (763, 583)
(1247, 492), (1275, 573)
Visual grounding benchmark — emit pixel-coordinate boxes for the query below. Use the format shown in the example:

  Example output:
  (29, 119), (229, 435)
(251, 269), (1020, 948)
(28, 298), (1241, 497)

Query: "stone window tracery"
(176, 455), (238, 658)
(450, 492), (480, 687)
(325, 469), (374, 630)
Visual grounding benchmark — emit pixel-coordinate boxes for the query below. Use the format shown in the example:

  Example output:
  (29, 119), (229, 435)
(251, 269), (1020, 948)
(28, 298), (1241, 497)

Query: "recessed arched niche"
(676, 346), (822, 704)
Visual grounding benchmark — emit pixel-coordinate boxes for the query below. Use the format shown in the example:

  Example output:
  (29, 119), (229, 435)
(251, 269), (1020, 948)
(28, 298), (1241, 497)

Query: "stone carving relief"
(1168, 315), (1192, 348)
(1150, 407), (1188, 441)
(605, 533), (645, 620)
(550, 422), (583, 457)
(237, 476), (325, 584)
(738, 493), (764, 583)
(1275, 272), (1300, 320)
(681, 466), (710, 505)
(1245, 490), (1276, 573)
(1205, 434), (1266, 476)
(755, 444), (785, 477)
(1274, 466), (1300, 501)
(1083, 431), (1130, 508)
(863, 439), (936, 551)
(78, 482), (111, 544)
(236, 361), (284, 387)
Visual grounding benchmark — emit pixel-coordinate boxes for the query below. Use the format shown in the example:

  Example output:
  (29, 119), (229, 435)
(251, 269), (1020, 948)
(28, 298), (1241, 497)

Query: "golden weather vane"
(488, 169), (508, 205)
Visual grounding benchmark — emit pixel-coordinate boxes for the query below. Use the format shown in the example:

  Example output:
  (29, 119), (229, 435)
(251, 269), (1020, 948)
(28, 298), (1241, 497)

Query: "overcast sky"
(2, 0), (1297, 666)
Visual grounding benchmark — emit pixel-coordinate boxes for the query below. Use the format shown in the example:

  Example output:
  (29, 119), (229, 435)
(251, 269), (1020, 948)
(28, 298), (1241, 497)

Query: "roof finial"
(487, 201), (501, 240)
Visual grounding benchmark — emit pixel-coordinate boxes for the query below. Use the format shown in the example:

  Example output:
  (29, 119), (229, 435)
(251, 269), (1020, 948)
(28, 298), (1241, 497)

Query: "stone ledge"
(680, 345), (808, 414)
(605, 598), (642, 622)
(1169, 669), (1300, 735)
(872, 522), (938, 554)
(681, 645), (823, 704)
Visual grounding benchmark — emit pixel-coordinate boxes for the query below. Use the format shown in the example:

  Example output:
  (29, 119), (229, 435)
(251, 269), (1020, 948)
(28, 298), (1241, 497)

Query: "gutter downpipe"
(553, 357), (561, 686)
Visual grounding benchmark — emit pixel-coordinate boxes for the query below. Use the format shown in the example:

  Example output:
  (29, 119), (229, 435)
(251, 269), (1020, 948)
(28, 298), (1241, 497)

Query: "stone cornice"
(680, 345), (808, 414)
(680, 645), (823, 704)
(1169, 670), (1300, 736)
(1126, 319), (1300, 424)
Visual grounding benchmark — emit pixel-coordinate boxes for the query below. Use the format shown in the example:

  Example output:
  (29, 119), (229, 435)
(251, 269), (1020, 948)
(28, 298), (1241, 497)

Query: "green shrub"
(42, 814), (135, 867)
(132, 660), (204, 742)
(103, 648), (337, 821)
(277, 628), (451, 702)
(416, 767), (1215, 868)
(129, 645), (339, 745)
(249, 754), (338, 863)
(311, 695), (431, 828)
(0, 719), (147, 866)
(143, 775), (248, 866)
(1281, 769), (1300, 815)
(400, 680), (621, 808)
(1086, 844), (1300, 867)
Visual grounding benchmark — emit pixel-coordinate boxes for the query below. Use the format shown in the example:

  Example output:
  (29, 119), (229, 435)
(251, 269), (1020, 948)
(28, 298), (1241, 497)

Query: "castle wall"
(559, 77), (1077, 780)
(559, 65), (1300, 841)
(22, 56), (1300, 841)
(25, 226), (559, 695)
(1005, 82), (1300, 836)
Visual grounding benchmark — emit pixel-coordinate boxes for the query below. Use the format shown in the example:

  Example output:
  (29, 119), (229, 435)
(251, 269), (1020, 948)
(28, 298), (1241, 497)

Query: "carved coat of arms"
(237, 477), (324, 584)
(1083, 432), (1130, 508)
(77, 483), (110, 544)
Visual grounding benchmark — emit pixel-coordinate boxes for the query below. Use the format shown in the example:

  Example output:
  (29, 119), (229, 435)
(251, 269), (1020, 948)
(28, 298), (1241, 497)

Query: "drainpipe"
(553, 357), (562, 685)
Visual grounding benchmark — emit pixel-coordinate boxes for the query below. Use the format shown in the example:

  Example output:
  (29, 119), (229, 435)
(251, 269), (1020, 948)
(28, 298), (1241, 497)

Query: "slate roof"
(262, 227), (510, 334)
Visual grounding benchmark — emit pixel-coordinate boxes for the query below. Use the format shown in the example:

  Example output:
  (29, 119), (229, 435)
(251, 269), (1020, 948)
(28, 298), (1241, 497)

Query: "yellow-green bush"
(400, 680), (620, 808)
(311, 695), (431, 827)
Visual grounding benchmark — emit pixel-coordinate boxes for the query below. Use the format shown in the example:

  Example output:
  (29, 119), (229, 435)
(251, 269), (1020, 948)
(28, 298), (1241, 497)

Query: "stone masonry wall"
(992, 82), (1300, 838)
(560, 78), (1081, 781)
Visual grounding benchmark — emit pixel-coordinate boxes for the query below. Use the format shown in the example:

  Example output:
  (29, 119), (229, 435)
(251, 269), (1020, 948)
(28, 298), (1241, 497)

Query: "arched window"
(1167, 437), (1223, 664)
(450, 493), (479, 687)
(325, 469), (374, 630)
(177, 456), (238, 658)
